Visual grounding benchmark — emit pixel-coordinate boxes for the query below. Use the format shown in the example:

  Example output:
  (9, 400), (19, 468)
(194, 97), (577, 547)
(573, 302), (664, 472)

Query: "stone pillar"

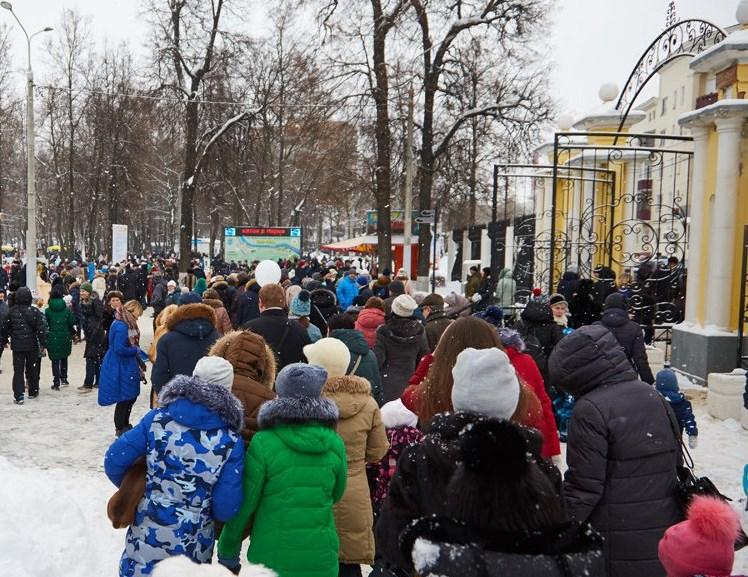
(704, 117), (743, 330)
(480, 228), (490, 268)
(684, 125), (711, 324)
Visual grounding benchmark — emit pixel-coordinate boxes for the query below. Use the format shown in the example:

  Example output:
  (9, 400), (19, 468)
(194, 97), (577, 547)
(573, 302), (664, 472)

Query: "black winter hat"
(604, 292), (628, 311)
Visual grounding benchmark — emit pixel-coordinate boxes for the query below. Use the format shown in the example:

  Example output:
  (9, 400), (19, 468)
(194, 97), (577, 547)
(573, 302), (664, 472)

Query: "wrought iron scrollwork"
(615, 19), (726, 133)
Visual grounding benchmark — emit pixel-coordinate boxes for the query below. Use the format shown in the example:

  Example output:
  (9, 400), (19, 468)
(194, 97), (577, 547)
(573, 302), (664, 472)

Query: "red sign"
(238, 227), (293, 237)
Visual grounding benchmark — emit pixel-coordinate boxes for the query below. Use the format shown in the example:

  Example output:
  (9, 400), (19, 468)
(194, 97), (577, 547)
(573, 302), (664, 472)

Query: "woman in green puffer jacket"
(45, 285), (76, 390)
(217, 362), (347, 577)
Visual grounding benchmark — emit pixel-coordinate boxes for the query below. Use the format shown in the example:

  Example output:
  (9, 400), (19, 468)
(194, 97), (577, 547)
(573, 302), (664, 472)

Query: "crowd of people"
(1, 253), (745, 577)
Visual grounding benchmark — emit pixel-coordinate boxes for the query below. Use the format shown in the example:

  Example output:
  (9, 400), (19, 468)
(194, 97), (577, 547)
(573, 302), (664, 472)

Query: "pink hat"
(658, 496), (740, 577)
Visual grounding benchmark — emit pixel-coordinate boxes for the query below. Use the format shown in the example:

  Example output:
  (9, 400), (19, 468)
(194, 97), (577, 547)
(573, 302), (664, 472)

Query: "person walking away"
(336, 269), (360, 312)
(465, 266), (482, 298)
(420, 293), (452, 353)
(498, 328), (561, 460)
(382, 281), (405, 317)
(289, 289), (323, 343)
(202, 288), (233, 335)
(92, 271), (107, 300)
(367, 399), (423, 514)
(494, 267), (516, 317)
(104, 357), (245, 577)
(209, 329), (277, 442)
(658, 496), (745, 577)
(304, 338), (389, 577)
(151, 293), (219, 397)
(353, 275), (373, 306)
(234, 279), (261, 327)
(595, 292), (654, 384)
(355, 297), (386, 349)
(569, 278), (602, 328)
(45, 284), (76, 390)
(514, 299), (564, 394)
(149, 271), (169, 323)
(79, 282), (106, 391)
(376, 347), (557, 574)
(326, 315), (383, 405)
(374, 295), (428, 403)
(1, 286), (48, 404)
(549, 324), (683, 577)
(217, 363), (347, 576)
(99, 300), (146, 435)
(400, 418), (604, 577)
(0, 290), (8, 374)
(655, 367), (698, 449)
(243, 284), (310, 370)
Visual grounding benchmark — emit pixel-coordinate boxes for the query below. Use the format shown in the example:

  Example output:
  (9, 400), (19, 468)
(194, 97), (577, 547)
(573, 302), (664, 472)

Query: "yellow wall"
(730, 136), (748, 330)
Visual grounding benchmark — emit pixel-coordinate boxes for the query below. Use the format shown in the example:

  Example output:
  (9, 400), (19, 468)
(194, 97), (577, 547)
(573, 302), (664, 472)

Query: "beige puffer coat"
(323, 375), (389, 565)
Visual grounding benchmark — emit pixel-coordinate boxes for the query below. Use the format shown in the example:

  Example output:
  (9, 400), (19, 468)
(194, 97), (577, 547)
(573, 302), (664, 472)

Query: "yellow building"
(671, 2), (748, 380)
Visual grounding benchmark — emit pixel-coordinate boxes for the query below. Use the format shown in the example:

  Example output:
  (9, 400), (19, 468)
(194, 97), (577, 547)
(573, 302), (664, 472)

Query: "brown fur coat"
(209, 330), (276, 442)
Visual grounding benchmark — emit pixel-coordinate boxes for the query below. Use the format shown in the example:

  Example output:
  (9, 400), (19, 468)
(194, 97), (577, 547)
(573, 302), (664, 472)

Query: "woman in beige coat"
(305, 337), (389, 576)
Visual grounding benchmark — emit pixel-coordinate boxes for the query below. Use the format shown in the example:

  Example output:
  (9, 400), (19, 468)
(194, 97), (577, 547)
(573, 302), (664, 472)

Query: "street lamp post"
(1, 1), (52, 294)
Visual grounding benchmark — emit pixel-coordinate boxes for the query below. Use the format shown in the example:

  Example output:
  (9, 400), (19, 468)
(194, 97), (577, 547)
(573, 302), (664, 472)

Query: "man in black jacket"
(595, 292), (654, 384)
(1, 287), (48, 403)
(79, 283), (105, 390)
(244, 283), (310, 370)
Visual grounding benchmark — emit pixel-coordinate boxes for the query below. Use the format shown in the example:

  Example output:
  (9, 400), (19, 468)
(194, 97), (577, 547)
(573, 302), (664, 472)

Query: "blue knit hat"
(276, 363), (328, 398)
(473, 305), (503, 328)
(357, 275), (370, 287)
(290, 290), (311, 317)
(180, 291), (202, 305)
(655, 368), (679, 393)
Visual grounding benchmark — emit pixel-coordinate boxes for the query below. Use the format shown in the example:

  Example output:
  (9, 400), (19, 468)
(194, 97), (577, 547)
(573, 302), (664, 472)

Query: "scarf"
(116, 308), (140, 347)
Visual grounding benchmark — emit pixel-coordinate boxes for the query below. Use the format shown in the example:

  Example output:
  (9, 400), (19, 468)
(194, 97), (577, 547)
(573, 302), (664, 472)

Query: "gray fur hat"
(276, 363), (328, 398)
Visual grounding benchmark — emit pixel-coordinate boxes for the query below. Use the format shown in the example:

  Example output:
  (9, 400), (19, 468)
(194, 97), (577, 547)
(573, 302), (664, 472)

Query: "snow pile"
(0, 455), (124, 577)
(152, 556), (276, 577)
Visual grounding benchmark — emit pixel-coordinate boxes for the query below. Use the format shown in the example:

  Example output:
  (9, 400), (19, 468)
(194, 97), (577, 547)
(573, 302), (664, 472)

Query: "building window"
(661, 97), (668, 116)
(680, 86), (685, 105)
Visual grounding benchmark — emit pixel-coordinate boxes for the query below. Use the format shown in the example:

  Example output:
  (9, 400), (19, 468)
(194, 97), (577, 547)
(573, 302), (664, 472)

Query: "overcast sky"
(0, 0), (738, 118)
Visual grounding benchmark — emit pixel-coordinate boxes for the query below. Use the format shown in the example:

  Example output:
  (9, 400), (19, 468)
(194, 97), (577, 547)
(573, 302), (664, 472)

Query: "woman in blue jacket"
(99, 299), (145, 436)
(105, 357), (245, 577)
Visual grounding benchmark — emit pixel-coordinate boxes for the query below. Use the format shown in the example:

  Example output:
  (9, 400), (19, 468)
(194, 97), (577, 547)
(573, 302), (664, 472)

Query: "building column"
(684, 125), (711, 325)
(704, 117), (744, 330)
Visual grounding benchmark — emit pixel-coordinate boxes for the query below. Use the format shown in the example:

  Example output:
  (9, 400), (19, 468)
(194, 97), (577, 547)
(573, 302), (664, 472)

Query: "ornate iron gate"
(545, 131), (692, 321)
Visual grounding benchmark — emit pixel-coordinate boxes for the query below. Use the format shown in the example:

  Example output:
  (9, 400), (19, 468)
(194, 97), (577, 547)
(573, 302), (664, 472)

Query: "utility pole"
(403, 84), (414, 279)
(1, 2), (53, 293)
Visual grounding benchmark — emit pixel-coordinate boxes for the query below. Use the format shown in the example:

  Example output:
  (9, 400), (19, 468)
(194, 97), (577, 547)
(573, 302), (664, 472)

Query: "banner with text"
(112, 224), (128, 263)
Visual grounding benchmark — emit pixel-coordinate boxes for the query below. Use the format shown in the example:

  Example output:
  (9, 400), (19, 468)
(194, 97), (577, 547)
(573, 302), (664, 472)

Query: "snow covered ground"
(0, 311), (746, 575)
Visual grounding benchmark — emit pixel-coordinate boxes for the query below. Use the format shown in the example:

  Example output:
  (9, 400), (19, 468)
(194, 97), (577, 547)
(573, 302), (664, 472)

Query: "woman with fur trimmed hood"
(209, 330), (276, 442)
(104, 357), (245, 577)
(217, 363), (347, 577)
(305, 338), (389, 577)
(151, 294), (219, 395)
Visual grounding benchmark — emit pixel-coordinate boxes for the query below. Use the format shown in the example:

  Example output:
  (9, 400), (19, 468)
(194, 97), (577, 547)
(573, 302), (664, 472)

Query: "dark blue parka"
(151, 303), (218, 393)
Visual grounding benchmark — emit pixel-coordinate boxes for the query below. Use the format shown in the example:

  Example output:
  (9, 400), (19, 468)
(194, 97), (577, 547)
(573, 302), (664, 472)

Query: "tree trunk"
(417, 76), (436, 278)
(372, 0), (393, 272)
(179, 98), (199, 271)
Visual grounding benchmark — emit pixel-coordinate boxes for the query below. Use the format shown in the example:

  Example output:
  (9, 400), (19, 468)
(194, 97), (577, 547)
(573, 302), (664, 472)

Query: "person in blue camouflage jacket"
(104, 356), (245, 577)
